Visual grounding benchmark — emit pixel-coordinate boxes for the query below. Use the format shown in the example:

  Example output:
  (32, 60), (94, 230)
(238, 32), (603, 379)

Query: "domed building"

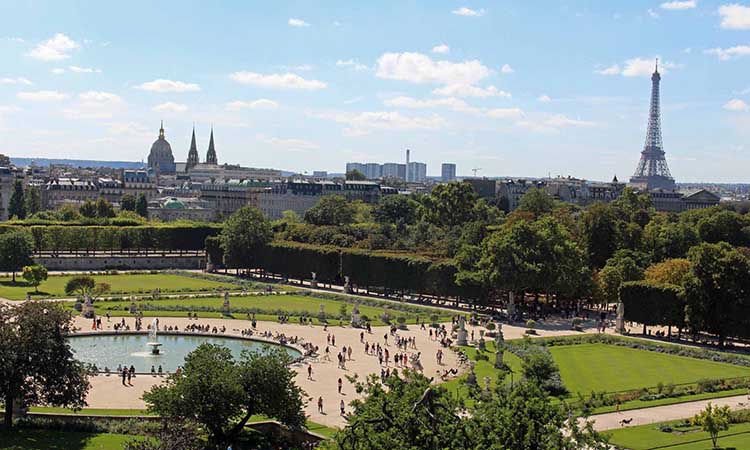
(147, 121), (176, 174)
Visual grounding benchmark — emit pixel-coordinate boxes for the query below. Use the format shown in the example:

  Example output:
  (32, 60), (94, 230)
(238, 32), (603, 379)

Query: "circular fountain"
(147, 318), (162, 355)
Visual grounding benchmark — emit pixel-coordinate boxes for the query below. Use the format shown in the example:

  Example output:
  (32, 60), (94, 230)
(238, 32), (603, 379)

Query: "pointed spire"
(159, 120), (165, 139)
(206, 126), (217, 165)
(190, 126), (197, 151)
(655, 58), (659, 74)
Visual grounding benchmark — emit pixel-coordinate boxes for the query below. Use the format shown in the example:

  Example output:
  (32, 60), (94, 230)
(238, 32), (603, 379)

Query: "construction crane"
(471, 167), (482, 177)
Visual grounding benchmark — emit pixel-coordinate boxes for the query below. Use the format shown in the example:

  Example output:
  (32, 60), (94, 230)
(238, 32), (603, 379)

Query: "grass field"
(0, 429), (132, 450)
(0, 273), (234, 300)
(551, 343), (750, 396)
(440, 342), (524, 403)
(607, 420), (750, 450)
(84, 294), (453, 326)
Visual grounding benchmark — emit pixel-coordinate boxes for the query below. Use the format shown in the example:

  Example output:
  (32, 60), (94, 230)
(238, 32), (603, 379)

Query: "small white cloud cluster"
(28, 33), (79, 61)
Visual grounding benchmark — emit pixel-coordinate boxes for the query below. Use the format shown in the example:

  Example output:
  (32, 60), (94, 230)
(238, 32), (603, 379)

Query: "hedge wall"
(620, 281), (685, 328)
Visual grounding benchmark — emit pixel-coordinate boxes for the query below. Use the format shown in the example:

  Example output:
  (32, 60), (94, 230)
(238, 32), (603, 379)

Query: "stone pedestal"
(350, 301), (362, 327)
(494, 350), (504, 369)
(129, 302), (137, 315)
(507, 291), (516, 320)
(615, 301), (625, 334)
(457, 315), (468, 346)
(82, 294), (95, 319)
(222, 292), (231, 316)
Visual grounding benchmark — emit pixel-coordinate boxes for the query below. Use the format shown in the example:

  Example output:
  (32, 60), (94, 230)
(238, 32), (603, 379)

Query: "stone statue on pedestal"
(465, 363), (477, 386)
(457, 315), (468, 346)
(507, 291), (516, 321)
(129, 301), (137, 315)
(343, 276), (352, 294)
(222, 292), (231, 316)
(311, 272), (318, 288)
(350, 301), (362, 327)
(494, 323), (505, 369)
(82, 294), (95, 319)
(478, 329), (486, 351)
(616, 301), (625, 334)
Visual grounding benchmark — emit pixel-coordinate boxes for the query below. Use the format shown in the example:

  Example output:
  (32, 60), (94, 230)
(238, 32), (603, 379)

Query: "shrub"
(486, 322), (496, 331)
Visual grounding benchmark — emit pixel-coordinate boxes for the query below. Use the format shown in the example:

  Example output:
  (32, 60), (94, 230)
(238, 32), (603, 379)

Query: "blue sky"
(1, 0), (749, 182)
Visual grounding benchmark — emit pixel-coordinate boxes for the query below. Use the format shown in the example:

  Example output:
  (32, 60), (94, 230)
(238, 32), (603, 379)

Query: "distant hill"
(10, 157), (145, 169)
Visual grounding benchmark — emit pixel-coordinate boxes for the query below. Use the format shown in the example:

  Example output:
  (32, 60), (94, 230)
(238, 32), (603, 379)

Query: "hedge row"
(620, 281), (685, 329)
(0, 224), (221, 252)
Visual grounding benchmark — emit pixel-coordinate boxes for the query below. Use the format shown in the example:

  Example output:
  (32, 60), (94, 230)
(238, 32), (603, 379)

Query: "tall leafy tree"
(22, 264), (48, 293)
(0, 230), (34, 282)
(581, 203), (619, 269)
(0, 301), (91, 428)
(120, 194), (137, 212)
(685, 242), (750, 347)
(143, 344), (305, 450)
(345, 169), (366, 180)
(95, 198), (116, 218)
(220, 206), (273, 269)
(304, 195), (356, 226)
(517, 187), (556, 217)
(644, 258), (693, 287)
(135, 193), (149, 218)
(7, 180), (25, 220)
(79, 200), (97, 218)
(421, 182), (479, 227)
(597, 254), (645, 304)
(23, 186), (42, 216)
(373, 194), (420, 225)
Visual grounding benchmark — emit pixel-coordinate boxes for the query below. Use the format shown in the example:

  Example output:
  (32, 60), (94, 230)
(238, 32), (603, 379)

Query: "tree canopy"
(0, 229), (34, 282)
(304, 195), (356, 226)
(220, 206), (273, 269)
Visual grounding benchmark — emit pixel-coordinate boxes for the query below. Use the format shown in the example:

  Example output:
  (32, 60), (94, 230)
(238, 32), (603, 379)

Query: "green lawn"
(0, 273), (234, 300)
(607, 420), (750, 450)
(551, 343), (750, 396)
(84, 294), (452, 326)
(440, 342), (524, 404)
(0, 429), (132, 450)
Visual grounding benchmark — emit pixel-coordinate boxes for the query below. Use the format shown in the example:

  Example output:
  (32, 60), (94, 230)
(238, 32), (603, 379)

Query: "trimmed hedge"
(620, 281), (685, 329)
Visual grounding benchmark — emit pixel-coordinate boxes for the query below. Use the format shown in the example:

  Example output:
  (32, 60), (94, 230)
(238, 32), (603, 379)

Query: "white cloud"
(69, 65), (102, 73)
(17, 90), (69, 102)
(376, 52), (491, 85)
(648, 8), (661, 18)
(538, 94), (552, 102)
(288, 18), (310, 27)
(336, 59), (368, 71)
(705, 45), (750, 60)
(51, 68), (66, 75)
(343, 96), (364, 104)
(3, 37), (25, 43)
(384, 96), (480, 114)
(0, 77), (32, 85)
(724, 98), (749, 111)
(452, 7), (485, 16)
(660, 1), (697, 10)
(229, 71), (327, 90)
(516, 114), (596, 133)
(292, 64), (313, 71)
(315, 110), (446, 136)
(486, 108), (524, 119)
(432, 84), (511, 98)
(261, 135), (319, 151)
(596, 58), (677, 77)
(225, 99), (279, 111)
(136, 79), (201, 93)
(500, 64), (514, 74)
(28, 33), (79, 61)
(719, 4), (750, 29)
(432, 44), (450, 54)
(78, 91), (122, 104)
(0, 105), (22, 114)
(152, 102), (188, 113)
(596, 64), (621, 75)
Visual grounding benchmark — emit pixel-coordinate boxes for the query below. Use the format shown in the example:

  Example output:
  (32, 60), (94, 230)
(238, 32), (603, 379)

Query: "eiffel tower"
(629, 59), (676, 191)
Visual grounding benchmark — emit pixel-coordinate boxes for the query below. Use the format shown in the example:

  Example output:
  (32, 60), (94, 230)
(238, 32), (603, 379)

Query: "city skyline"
(1, 1), (750, 181)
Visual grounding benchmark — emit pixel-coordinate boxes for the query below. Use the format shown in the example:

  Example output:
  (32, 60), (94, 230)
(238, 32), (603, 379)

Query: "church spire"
(205, 126), (217, 165)
(186, 125), (199, 171)
(159, 120), (165, 139)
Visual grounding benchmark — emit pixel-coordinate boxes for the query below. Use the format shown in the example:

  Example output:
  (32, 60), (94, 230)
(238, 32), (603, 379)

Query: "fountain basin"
(68, 332), (302, 373)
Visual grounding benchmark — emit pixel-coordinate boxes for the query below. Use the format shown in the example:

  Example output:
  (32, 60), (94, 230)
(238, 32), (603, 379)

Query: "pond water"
(68, 333), (301, 372)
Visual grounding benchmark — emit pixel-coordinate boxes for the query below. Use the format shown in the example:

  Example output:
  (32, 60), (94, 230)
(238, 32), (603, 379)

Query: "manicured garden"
(82, 293), (453, 326)
(607, 420), (750, 450)
(0, 428), (132, 450)
(552, 343), (750, 396)
(0, 273), (235, 300)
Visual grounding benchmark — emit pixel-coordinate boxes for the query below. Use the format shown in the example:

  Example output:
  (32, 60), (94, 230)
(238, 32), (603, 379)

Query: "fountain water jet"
(147, 318), (162, 355)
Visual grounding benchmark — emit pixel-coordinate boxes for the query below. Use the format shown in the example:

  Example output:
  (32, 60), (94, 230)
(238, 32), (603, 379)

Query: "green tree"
(421, 182), (479, 227)
(304, 195), (356, 226)
(517, 187), (556, 217)
(334, 371), (472, 450)
(63, 275), (111, 299)
(95, 198), (116, 218)
(644, 258), (693, 287)
(581, 203), (619, 269)
(696, 210), (750, 246)
(691, 403), (731, 449)
(8, 180), (26, 219)
(79, 200), (97, 218)
(346, 169), (366, 180)
(120, 194), (137, 212)
(21, 264), (48, 293)
(643, 214), (699, 261)
(469, 380), (608, 450)
(143, 344), (305, 450)
(597, 254), (644, 304)
(220, 206), (273, 269)
(0, 301), (91, 428)
(685, 242), (750, 347)
(136, 193), (149, 218)
(0, 229), (34, 282)
(23, 186), (42, 216)
(373, 194), (420, 225)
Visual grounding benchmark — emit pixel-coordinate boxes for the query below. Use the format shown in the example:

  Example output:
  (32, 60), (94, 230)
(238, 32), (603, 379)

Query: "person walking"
(338, 377), (343, 394)
(340, 399), (345, 415)
(317, 396), (324, 413)
(307, 364), (313, 380)
(121, 367), (127, 386)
